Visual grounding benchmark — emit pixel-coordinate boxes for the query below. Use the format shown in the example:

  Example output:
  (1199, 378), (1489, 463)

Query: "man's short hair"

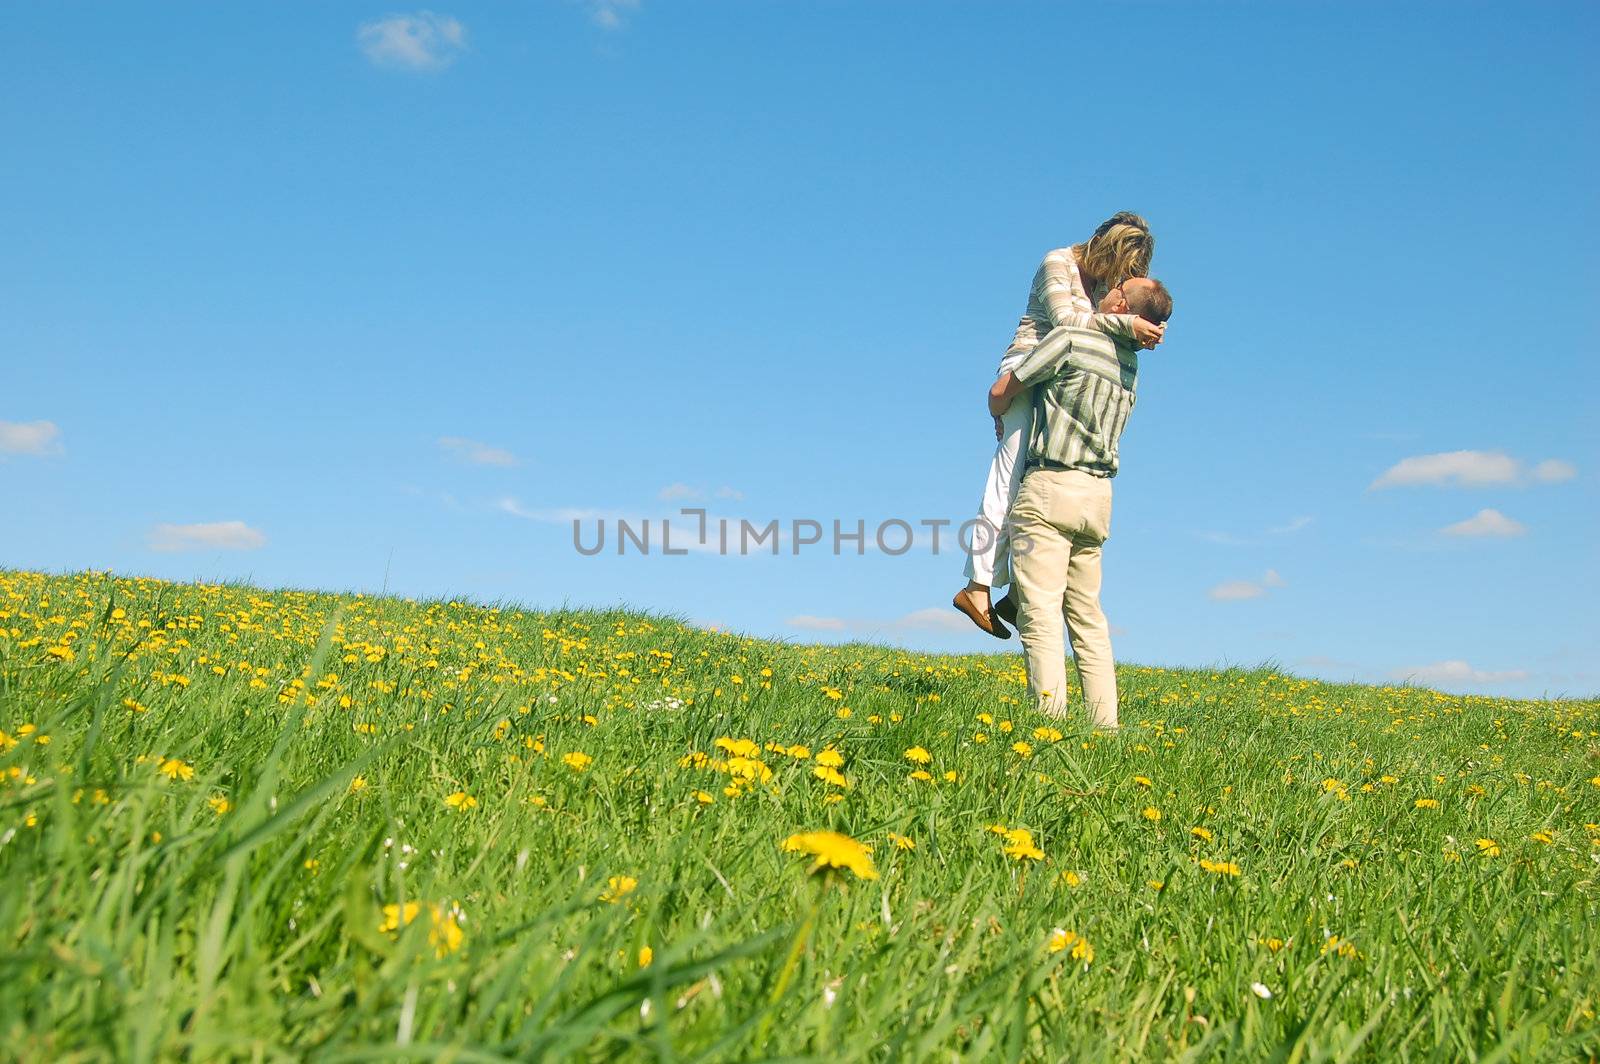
(1125, 278), (1173, 324)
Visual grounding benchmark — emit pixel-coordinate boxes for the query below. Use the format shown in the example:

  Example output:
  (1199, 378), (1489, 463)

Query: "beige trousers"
(1008, 467), (1118, 728)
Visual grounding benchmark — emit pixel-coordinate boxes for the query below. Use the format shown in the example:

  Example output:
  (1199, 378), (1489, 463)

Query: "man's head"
(1099, 277), (1173, 324)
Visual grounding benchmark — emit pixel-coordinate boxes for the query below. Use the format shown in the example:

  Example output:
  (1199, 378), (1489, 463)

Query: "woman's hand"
(1133, 319), (1165, 350)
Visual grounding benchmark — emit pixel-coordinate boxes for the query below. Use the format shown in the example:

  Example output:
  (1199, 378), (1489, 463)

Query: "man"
(987, 277), (1173, 727)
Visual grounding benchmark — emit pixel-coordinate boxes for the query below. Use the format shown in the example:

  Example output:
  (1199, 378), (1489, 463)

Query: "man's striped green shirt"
(1011, 318), (1141, 478)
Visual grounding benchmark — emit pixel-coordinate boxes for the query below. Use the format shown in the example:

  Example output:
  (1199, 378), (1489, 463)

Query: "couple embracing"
(952, 212), (1173, 731)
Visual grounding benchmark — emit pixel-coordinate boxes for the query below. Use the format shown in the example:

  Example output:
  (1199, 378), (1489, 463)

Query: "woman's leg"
(963, 398), (1032, 588)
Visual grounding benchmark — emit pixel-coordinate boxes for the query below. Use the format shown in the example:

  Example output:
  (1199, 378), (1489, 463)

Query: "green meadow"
(2, 568), (1597, 1061)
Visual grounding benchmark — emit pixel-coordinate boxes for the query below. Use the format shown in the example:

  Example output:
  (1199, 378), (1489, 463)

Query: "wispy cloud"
(1440, 508), (1527, 538)
(1207, 569), (1285, 602)
(357, 12), (467, 70)
(1530, 459), (1577, 483)
(1198, 516), (1312, 545)
(0, 419), (62, 456)
(586, 0), (640, 30)
(496, 498), (617, 523)
(438, 436), (518, 467)
(1389, 659), (1529, 687)
(787, 615), (849, 632)
(658, 483), (744, 502)
(149, 521), (267, 553)
(786, 608), (974, 636)
(1370, 450), (1577, 490)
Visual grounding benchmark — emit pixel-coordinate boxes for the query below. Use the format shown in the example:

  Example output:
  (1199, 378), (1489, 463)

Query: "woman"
(952, 211), (1162, 639)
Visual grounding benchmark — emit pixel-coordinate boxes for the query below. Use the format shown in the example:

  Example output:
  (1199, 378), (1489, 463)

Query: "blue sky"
(3, 1), (1596, 698)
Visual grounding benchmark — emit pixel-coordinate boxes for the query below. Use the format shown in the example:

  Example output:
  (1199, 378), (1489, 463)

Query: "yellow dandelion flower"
(903, 746), (932, 764)
(638, 946), (653, 968)
(888, 832), (915, 851)
(562, 751), (594, 772)
(714, 737), (759, 758)
(349, 775), (369, 794)
(1011, 741), (1033, 758)
(378, 901), (421, 934)
(908, 769), (933, 782)
(694, 789), (715, 805)
(1475, 838), (1501, 857)
(1001, 827), (1044, 862)
(207, 795), (232, 816)
(1133, 775), (1153, 788)
(600, 875), (638, 903)
(444, 791), (477, 811)
(815, 748), (844, 768)
(1060, 870), (1083, 887)
(1530, 829), (1554, 845)
(158, 758), (195, 782)
(1141, 806), (1161, 823)
(1198, 858), (1241, 877)
(1413, 798), (1439, 809)
(781, 830), (878, 880)
(1189, 826), (1213, 842)
(429, 904), (465, 957)
(813, 765), (849, 788)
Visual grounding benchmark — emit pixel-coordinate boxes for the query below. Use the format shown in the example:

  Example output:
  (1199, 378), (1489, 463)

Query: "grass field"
(2, 568), (1598, 1061)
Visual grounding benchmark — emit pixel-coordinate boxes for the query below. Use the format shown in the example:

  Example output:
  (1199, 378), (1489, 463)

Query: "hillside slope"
(3, 569), (1597, 1060)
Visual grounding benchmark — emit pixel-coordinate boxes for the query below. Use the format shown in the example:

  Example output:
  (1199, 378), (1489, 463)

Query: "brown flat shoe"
(953, 589), (1011, 640)
(993, 593), (1018, 628)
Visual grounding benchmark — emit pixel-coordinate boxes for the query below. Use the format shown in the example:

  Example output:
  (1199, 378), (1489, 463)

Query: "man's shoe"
(993, 593), (1018, 628)
(953, 589), (1011, 640)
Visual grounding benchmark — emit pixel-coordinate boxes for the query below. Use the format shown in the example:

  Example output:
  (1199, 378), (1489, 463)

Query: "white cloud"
(1208, 569), (1284, 602)
(587, 0), (640, 30)
(439, 436), (518, 467)
(497, 498), (616, 522)
(1371, 450), (1520, 489)
(0, 419), (62, 456)
(659, 482), (703, 501)
(1199, 517), (1312, 545)
(789, 607), (1014, 636)
(1531, 459), (1577, 483)
(787, 615), (849, 631)
(1440, 508), (1527, 538)
(1370, 450), (1577, 490)
(357, 12), (467, 70)
(149, 521), (267, 553)
(889, 607), (975, 634)
(715, 486), (745, 501)
(1389, 660), (1529, 687)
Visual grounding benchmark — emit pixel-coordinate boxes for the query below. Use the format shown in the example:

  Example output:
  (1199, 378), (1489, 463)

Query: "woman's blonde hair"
(1073, 211), (1154, 290)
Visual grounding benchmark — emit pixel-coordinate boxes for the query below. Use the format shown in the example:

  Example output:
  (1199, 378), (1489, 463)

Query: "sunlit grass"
(2, 568), (1597, 1060)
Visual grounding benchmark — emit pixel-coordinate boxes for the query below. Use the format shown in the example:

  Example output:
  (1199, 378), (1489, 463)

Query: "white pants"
(963, 352), (1032, 588)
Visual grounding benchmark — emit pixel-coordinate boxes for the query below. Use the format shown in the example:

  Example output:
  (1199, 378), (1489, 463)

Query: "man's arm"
(988, 371), (1026, 417)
